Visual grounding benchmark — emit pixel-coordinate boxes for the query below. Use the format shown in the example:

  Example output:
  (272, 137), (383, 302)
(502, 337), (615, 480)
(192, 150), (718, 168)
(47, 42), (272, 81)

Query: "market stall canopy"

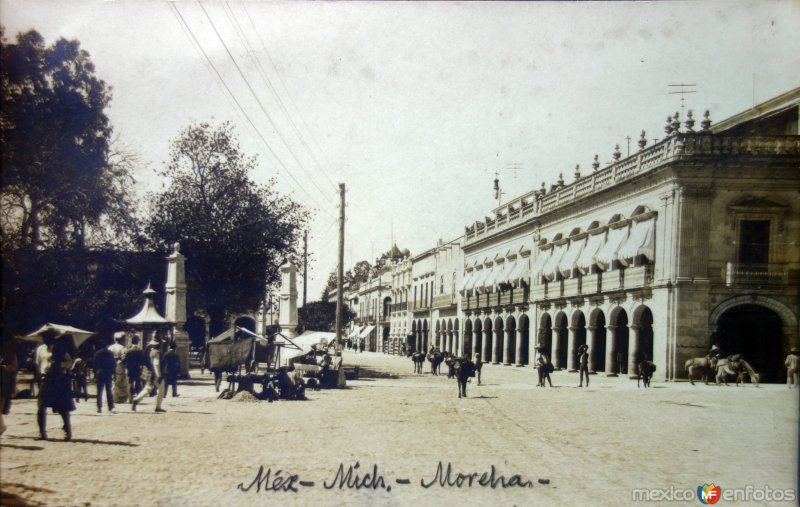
(20, 323), (96, 348)
(358, 325), (376, 339)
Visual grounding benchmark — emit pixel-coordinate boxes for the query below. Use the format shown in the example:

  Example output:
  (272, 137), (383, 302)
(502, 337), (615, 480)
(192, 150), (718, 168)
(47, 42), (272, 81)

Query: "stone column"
(278, 261), (298, 340)
(503, 328), (512, 366)
(515, 328), (524, 366)
(587, 325), (598, 373)
(628, 324), (641, 378)
(493, 328), (502, 364)
(552, 326), (563, 369)
(165, 242), (190, 377)
(567, 326), (579, 372)
(605, 325), (618, 376)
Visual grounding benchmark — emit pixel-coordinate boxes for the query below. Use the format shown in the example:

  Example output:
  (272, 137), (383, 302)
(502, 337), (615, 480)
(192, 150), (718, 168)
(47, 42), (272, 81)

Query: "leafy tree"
(0, 29), (136, 251)
(321, 270), (338, 302)
(298, 300), (355, 333)
(146, 122), (309, 336)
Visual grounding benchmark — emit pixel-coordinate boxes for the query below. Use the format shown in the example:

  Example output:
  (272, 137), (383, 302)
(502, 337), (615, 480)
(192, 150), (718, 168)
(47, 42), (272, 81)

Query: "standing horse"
(454, 357), (476, 398)
(685, 355), (718, 385)
(637, 360), (656, 388)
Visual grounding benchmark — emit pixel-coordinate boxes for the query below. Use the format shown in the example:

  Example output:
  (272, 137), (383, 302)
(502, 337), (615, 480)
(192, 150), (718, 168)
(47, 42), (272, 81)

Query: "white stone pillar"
(567, 326), (579, 372)
(552, 326), (564, 369)
(587, 325), (598, 373)
(628, 324), (641, 379)
(515, 328), (524, 366)
(165, 242), (190, 377)
(482, 327), (491, 362)
(278, 261), (298, 339)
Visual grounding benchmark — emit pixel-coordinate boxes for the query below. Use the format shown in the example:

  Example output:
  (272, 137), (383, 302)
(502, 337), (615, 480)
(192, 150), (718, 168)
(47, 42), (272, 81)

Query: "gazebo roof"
(126, 283), (170, 326)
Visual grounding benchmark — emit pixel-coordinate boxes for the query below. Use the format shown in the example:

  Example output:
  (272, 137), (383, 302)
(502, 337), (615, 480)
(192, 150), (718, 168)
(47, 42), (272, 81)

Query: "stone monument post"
(165, 242), (190, 377)
(279, 261), (298, 339)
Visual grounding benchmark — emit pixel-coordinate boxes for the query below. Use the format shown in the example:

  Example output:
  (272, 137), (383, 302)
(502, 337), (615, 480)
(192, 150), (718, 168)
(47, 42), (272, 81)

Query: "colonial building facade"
(459, 88), (799, 382)
(352, 87), (799, 383)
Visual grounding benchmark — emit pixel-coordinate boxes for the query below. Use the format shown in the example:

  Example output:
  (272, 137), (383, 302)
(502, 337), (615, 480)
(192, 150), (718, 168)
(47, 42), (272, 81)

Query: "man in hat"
(578, 344), (590, 387)
(474, 352), (483, 386)
(785, 348), (800, 389)
(131, 338), (165, 412)
(94, 338), (116, 413)
(124, 336), (144, 400)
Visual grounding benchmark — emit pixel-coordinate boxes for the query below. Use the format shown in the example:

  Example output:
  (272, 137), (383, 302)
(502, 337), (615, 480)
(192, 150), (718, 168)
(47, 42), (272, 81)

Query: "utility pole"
(335, 183), (346, 353)
(302, 230), (308, 306)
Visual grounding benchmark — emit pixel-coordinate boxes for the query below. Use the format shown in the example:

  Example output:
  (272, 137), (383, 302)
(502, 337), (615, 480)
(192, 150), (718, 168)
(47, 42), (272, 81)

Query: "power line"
(198, 1), (338, 209)
(239, 0), (341, 191)
(223, 0), (340, 195)
(170, 2), (333, 216)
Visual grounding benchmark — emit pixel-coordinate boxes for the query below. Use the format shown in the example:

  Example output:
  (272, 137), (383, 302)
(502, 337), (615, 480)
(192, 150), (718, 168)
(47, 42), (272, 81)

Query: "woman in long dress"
(37, 333), (76, 441)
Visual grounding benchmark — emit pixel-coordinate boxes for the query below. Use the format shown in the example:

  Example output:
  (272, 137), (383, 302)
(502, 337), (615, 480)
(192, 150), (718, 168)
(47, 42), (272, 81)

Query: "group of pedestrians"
(2, 331), (181, 441)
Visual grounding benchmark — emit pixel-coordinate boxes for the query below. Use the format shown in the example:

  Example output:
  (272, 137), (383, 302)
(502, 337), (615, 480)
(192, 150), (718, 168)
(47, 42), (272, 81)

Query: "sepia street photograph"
(1, 1), (799, 506)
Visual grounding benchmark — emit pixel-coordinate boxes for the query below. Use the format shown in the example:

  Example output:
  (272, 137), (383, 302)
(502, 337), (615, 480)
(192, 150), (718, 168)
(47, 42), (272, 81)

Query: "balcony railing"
(725, 263), (789, 287)
(464, 134), (800, 244)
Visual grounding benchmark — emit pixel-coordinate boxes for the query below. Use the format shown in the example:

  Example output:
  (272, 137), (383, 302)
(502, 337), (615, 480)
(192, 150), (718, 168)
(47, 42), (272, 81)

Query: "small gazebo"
(123, 283), (173, 348)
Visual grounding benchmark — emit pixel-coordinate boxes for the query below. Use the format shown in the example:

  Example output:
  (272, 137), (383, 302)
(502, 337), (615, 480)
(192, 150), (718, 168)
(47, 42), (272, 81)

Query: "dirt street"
(1, 350), (798, 506)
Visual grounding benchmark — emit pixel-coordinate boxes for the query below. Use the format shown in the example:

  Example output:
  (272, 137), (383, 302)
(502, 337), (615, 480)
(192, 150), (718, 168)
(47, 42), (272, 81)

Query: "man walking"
(578, 344), (590, 387)
(124, 336), (144, 400)
(132, 339), (165, 413)
(786, 348), (799, 389)
(474, 352), (483, 386)
(93, 339), (116, 413)
(162, 343), (181, 397)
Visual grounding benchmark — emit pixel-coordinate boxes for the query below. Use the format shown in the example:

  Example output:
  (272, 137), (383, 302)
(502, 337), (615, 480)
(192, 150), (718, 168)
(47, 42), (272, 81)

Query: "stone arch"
(435, 320), (441, 348)
(473, 318), (483, 359)
(553, 311), (568, 369)
(447, 319), (454, 353)
(588, 308), (607, 373)
(422, 319), (429, 352)
(538, 312), (553, 360)
(463, 318), (473, 357)
(710, 295), (798, 331)
(632, 305), (654, 363)
(568, 310), (587, 371)
(609, 307), (629, 375)
(233, 315), (257, 334)
(454, 318), (460, 355)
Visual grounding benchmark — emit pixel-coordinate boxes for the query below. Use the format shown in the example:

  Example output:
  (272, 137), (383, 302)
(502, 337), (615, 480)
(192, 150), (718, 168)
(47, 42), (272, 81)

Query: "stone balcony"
(723, 262), (790, 287)
(464, 134), (800, 245)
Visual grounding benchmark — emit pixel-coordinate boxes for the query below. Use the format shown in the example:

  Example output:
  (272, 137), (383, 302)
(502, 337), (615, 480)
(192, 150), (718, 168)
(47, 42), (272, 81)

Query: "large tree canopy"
(0, 29), (136, 251)
(146, 122), (309, 335)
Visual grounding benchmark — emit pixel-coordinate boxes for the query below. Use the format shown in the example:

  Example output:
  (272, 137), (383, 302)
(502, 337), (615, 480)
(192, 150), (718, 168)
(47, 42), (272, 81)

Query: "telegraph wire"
(197, 1), (338, 209)
(225, 0), (339, 194)
(239, 0), (340, 192)
(170, 2), (333, 217)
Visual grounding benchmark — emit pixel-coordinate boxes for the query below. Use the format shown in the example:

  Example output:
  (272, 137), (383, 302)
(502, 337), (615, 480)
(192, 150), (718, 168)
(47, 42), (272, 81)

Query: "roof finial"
(700, 110), (712, 133)
(557, 172), (564, 187)
(671, 112), (681, 134)
(612, 144), (621, 162)
(664, 115), (674, 136)
(573, 164), (581, 180)
(638, 130), (647, 150)
(684, 109), (695, 132)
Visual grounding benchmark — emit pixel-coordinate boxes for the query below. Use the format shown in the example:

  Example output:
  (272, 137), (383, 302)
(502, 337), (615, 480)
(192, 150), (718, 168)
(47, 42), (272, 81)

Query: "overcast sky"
(2, 0), (799, 302)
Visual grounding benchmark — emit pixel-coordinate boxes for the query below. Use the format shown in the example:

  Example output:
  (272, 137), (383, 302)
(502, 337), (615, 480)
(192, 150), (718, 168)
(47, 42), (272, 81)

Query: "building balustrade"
(724, 262), (789, 287)
(464, 134), (800, 244)
(563, 276), (581, 297)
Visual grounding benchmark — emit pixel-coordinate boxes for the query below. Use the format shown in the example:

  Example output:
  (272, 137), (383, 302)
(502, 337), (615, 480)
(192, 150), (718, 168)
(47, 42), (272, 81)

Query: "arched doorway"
(518, 314), (530, 366)
(473, 318), (483, 358)
(505, 316), (517, 365)
(611, 308), (629, 375)
(539, 313), (552, 360)
(411, 320), (419, 352)
(569, 311), (587, 371)
(715, 305), (784, 383)
(422, 319), (429, 352)
(589, 310), (606, 373)
(435, 320), (441, 348)
(454, 319), (460, 356)
(554, 312), (568, 369)
(634, 306), (654, 362)
(447, 319), (454, 353)
(464, 319), (473, 357)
